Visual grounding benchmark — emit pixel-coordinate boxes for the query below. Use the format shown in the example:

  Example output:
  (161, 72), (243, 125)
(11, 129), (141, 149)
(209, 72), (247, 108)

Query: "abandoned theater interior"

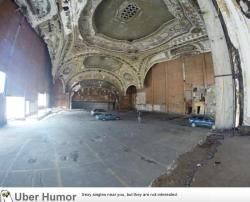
(0, 0), (250, 187)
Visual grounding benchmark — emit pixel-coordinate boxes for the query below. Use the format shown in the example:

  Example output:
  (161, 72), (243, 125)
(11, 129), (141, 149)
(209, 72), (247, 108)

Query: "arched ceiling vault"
(71, 80), (120, 97)
(67, 70), (126, 95)
(14, 0), (211, 94)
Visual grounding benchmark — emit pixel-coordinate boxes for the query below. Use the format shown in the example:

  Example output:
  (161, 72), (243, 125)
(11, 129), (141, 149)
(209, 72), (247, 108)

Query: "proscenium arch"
(70, 79), (121, 100)
(67, 70), (126, 94)
(69, 79), (122, 108)
(79, 79), (120, 93)
(59, 53), (141, 92)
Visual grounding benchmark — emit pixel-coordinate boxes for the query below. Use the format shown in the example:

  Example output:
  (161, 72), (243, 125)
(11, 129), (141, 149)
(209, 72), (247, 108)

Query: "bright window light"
(25, 100), (30, 115)
(6, 96), (25, 119)
(0, 71), (6, 93)
(38, 93), (47, 107)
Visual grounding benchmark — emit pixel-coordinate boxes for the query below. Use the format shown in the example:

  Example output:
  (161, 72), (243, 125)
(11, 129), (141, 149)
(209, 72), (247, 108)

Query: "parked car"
(90, 109), (106, 116)
(189, 116), (215, 129)
(96, 113), (121, 121)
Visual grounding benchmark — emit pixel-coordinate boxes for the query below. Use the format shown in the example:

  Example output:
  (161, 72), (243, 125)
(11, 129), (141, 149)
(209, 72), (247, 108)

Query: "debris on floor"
(151, 130), (250, 187)
(151, 132), (224, 187)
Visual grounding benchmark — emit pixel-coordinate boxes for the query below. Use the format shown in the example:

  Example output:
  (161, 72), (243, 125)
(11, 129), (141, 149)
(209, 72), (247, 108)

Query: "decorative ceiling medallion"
(123, 73), (133, 82)
(92, 0), (175, 42)
(79, 0), (205, 53)
(117, 1), (141, 22)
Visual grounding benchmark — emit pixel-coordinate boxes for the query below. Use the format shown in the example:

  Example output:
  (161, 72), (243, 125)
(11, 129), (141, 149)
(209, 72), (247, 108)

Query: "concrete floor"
(192, 135), (250, 187)
(0, 111), (208, 187)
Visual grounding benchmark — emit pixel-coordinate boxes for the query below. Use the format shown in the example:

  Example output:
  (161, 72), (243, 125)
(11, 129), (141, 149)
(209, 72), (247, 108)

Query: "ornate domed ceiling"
(92, 0), (175, 41)
(14, 0), (211, 94)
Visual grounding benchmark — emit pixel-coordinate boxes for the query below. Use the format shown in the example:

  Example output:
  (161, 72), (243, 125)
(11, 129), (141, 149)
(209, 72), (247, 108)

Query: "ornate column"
(197, 0), (234, 129)
(216, 0), (250, 125)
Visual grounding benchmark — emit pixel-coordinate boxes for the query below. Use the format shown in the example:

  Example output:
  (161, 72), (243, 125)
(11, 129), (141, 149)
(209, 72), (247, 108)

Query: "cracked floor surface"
(191, 134), (250, 187)
(0, 111), (208, 187)
(152, 132), (250, 187)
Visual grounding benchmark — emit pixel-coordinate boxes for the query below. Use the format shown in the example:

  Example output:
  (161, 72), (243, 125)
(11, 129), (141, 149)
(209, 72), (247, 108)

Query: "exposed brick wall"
(141, 52), (215, 114)
(166, 58), (185, 113)
(0, 0), (52, 125)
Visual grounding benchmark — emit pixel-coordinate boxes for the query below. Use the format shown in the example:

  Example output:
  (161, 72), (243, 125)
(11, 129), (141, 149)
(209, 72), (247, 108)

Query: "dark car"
(90, 109), (106, 116)
(96, 113), (121, 121)
(189, 116), (215, 129)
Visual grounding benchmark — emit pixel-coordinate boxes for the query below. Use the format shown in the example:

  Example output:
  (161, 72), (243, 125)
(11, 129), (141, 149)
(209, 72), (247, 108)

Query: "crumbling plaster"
(216, 0), (250, 125)
(14, 0), (211, 94)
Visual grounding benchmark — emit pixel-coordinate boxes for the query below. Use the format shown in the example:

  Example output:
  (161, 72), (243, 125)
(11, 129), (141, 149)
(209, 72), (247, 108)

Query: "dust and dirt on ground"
(151, 132), (230, 187)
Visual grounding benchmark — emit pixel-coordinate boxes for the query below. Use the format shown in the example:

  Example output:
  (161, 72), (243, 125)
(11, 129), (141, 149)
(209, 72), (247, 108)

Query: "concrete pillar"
(197, 0), (234, 129)
(68, 92), (72, 109)
(216, 0), (250, 126)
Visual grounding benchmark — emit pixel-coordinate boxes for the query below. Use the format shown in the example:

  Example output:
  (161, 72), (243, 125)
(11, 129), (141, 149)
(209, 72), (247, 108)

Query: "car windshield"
(192, 116), (214, 120)
(95, 109), (105, 112)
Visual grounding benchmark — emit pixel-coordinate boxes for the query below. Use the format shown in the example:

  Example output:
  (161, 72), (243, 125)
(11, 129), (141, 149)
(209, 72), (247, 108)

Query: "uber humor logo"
(0, 190), (13, 202)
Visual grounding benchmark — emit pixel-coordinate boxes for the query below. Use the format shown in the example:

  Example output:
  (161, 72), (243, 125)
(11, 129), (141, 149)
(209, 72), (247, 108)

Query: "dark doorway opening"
(197, 106), (201, 114)
(126, 85), (137, 110)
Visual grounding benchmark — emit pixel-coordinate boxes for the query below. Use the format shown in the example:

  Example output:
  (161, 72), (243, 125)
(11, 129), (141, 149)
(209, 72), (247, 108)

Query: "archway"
(125, 85), (137, 110)
(70, 80), (120, 111)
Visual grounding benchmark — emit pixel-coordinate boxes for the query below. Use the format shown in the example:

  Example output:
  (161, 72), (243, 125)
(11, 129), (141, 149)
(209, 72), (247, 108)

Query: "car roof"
(190, 115), (214, 120)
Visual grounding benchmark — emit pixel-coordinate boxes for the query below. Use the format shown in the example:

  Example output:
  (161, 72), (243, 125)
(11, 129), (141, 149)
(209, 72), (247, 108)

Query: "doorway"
(126, 86), (137, 110)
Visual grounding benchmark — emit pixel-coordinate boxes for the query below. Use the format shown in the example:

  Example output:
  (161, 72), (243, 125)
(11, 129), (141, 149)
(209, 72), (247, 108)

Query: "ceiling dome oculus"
(78, 0), (205, 52)
(93, 0), (175, 41)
